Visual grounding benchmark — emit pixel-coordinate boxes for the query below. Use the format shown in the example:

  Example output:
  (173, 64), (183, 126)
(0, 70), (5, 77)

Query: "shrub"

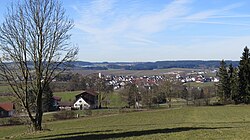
(53, 110), (76, 120)
(0, 117), (23, 126)
(83, 109), (92, 116)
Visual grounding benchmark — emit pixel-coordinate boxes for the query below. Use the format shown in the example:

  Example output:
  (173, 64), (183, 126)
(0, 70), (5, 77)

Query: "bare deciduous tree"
(0, 0), (78, 131)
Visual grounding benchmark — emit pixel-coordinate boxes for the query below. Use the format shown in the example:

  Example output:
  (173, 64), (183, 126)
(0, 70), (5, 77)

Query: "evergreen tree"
(238, 46), (250, 103)
(218, 60), (230, 104)
(42, 85), (54, 112)
(229, 65), (239, 103)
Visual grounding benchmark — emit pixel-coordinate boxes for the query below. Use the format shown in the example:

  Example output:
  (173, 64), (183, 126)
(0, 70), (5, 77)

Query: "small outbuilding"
(0, 102), (15, 118)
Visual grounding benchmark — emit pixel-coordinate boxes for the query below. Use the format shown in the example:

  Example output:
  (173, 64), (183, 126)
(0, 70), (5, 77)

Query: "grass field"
(0, 85), (11, 94)
(1, 105), (250, 139)
(0, 96), (14, 102)
(53, 91), (81, 102)
(73, 68), (200, 76)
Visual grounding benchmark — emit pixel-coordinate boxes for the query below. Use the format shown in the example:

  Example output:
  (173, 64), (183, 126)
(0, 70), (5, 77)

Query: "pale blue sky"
(1, 0), (250, 62)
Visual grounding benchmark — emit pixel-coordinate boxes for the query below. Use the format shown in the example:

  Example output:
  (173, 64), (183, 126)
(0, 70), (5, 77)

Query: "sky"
(1, 0), (250, 62)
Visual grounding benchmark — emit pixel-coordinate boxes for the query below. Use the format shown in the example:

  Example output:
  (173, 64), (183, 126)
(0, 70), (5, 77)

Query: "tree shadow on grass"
(41, 126), (232, 140)
(33, 129), (120, 139)
(63, 123), (157, 130)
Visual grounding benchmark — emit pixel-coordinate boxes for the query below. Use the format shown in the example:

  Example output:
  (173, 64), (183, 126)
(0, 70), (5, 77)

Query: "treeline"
(120, 80), (216, 108)
(70, 60), (239, 70)
(51, 73), (112, 92)
(126, 60), (239, 70)
(218, 47), (250, 104)
(3, 60), (239, 70)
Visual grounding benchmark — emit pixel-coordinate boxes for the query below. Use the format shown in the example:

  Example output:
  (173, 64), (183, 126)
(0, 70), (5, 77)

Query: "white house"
(213, 77), (219, 82)
(73, 97), (91, 110)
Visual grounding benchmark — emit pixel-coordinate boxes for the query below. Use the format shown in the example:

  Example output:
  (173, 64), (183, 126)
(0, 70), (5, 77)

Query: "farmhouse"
(0, 102), (15, 118)
(74, 91), (98, 110)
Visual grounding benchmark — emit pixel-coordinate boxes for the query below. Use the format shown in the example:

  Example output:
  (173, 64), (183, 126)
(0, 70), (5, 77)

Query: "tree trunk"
(33, 113), (43, 131)
(34, 91), (43, 131)
(168, 98), (172, 108)
(33, 118), (42, 131)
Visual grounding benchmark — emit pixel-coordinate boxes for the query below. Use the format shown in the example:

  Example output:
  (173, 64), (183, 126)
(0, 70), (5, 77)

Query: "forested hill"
(71, 60), (239, 70)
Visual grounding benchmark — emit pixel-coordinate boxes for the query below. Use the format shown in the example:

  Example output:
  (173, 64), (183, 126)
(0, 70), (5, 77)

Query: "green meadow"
(53, 91), (81, 102)
(1, 105), (250, 139)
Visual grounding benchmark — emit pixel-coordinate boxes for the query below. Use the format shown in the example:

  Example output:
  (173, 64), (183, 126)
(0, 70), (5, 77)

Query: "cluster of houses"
(104, 74), (165, 90)
(0, 91), (98, 118)
(102, 70), (219, 90)
(176, 74), (219, 83)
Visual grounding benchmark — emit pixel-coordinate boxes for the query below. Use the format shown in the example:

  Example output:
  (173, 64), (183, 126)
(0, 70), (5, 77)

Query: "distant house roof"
(58, 101), (74, 107)
(53, 96), (62, 101)
(0, 102), (14, 111)
(75, 90), (98, 98)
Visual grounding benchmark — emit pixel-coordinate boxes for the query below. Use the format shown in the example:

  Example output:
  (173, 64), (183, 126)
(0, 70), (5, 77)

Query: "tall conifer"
(238, 46), (250, 103)
(218, 60), (230, 104)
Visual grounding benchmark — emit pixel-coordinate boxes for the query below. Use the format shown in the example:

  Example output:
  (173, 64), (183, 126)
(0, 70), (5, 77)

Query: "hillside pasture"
(0, 96), (14, 102)
(53, 91), (81, 102)
(0, 105), (250, 139)
(0, 85), (11, 95)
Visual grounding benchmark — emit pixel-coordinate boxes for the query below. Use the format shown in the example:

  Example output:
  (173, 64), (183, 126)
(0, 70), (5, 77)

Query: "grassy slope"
(0, 85), (11, 93)
(0, 96), (14, 102)
(1, 105), (250, 139)
(0, 85), (13, 102)
(107, 92), (127, 108)
(53, 91), (81, 102)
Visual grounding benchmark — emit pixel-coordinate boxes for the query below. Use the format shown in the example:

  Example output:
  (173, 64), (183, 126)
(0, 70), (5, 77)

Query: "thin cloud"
(69, 0), (249, 61)
(126, 36), (158, 46)
(184, 21), (250, 27)
(185, 2), (244, 20)
(134, 0), (191, 33)
(207, 15), (250, 18)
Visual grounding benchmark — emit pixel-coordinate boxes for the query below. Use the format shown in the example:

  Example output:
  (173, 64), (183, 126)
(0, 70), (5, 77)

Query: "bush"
(83, 109), (92, 116)
(0, 117), (23, 126)
(119, 108), (144, 113)
(8, 117), (23, 125)
(53, 110), (76, 120)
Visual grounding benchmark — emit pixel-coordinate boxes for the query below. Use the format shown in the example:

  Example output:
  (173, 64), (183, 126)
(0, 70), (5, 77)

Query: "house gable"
(75, 91), (98, 109)
(73, 97), (90, 109)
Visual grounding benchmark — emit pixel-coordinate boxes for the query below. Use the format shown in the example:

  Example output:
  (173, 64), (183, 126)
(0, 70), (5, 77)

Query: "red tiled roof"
(0, 102), (14, 111)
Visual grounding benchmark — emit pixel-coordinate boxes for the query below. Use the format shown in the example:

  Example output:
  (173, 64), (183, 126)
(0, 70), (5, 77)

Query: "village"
(1, 0), (250, 139)
(0, 69), (219, 118)
(104, 69), (219, 90)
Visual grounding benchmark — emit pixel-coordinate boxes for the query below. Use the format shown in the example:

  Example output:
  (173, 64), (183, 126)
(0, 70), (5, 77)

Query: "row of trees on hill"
(120, 79), (216, 108)
(218, 47), (250, 104)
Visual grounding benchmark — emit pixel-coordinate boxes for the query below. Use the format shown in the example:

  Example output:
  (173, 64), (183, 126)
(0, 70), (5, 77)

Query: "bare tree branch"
(0, 0), (78, 131)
